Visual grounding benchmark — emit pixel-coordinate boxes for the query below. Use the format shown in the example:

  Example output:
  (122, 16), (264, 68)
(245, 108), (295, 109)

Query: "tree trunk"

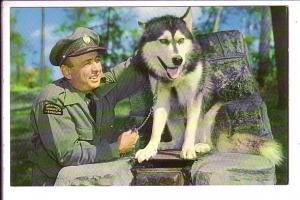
(106, 7), (111, 49)
(270, 6), (288, 109)
(212, 7), (223, 33)
(256, 7), (272, 91)
(40, 8), (46, 86)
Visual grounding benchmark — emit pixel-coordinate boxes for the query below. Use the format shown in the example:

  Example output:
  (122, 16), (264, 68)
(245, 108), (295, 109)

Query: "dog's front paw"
(180, 146), (197, 160)
(135, 147), (158, 163)
(194, 143), (211, 154)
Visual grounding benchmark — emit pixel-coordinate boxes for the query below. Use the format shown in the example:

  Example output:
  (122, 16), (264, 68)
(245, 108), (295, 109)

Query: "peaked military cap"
(49, 27), (107, 66)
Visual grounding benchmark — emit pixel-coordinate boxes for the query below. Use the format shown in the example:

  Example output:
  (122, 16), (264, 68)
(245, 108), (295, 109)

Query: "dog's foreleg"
(195, 102), (223, 154)
(181, 94), (203, 160)
(135, 88), (170, 163)
(149, 106), (169, 145)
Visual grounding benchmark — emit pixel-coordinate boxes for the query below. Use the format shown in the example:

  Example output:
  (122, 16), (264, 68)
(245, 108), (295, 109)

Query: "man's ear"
(61, 64), (72, 80)
(138, 21), (146, 30)
(181, 7), (192, 32)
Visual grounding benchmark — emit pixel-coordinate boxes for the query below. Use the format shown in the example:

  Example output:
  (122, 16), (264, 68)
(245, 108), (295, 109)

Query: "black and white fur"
(134, 8), (218, 163)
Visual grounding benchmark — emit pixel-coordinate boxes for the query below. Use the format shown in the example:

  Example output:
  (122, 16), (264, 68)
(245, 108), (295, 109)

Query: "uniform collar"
(59, 75), (116, 105)
(59, 78), (87, 106)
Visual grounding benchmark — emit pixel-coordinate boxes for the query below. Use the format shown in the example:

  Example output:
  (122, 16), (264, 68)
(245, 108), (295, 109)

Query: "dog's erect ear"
(181, 7), (192, 32)
(138, 21), (146, 30)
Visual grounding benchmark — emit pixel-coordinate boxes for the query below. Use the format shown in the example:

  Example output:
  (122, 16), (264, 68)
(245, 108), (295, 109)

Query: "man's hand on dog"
(117, 129), (139, 154)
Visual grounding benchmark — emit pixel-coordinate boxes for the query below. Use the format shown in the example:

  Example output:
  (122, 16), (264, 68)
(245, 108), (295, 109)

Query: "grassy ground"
(10, 88), (288, 185)
(10, 89), (41, 186)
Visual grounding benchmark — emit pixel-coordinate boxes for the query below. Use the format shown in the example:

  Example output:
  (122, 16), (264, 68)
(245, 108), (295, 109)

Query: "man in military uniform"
(30, 27), (147, 186)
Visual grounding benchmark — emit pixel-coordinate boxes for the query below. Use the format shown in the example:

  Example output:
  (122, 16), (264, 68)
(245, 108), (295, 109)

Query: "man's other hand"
(117, 129), (139, 154)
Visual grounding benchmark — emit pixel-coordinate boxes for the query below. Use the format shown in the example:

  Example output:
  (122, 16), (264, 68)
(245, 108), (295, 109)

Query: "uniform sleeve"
(31, 101), (120, 167)
(110, 57), (148, 101)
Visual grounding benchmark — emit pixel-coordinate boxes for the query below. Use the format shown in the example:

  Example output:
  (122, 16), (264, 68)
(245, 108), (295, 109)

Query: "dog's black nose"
(172, 56), (183, 66)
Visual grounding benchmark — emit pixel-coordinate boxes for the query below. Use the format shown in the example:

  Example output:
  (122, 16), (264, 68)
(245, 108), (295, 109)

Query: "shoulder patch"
(43, 101), (63, 115)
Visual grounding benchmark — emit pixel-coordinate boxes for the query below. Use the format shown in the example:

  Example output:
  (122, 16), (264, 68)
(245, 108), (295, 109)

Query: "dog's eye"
(159, 39), (170, 45)
(177, 38), (185, 44)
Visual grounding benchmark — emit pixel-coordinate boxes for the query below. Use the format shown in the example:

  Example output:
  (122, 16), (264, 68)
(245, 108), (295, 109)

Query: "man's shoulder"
(109, 57), (135, 76)
(34, 79), (66, 104)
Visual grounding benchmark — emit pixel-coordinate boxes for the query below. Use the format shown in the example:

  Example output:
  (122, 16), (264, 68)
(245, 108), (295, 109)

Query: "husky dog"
(134, 8), (283, 165)
(134, 8), (216, 163)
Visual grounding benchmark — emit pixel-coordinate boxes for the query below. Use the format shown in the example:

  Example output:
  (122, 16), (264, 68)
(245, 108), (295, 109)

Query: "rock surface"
(191, 152), (276, 185)
(54, 158), (133, 186)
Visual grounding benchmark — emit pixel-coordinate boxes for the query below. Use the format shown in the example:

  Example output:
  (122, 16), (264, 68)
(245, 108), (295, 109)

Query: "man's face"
(64, 51), (103, 93)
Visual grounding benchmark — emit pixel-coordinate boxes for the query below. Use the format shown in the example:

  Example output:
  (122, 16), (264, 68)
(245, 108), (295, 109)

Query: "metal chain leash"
(134, 107), (153, 132)
(132, 82), (158, 133)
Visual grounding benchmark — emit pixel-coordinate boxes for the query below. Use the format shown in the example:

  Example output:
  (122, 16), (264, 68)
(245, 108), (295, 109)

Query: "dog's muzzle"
(157, 56), (182, 80)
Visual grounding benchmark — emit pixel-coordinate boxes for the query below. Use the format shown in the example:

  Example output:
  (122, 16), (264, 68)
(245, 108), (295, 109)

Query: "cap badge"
(83, 35), (91, 44)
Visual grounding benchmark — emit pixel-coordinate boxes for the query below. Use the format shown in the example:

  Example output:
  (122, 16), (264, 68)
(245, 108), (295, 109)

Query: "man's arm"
(31, 101), (119, 166)
(109, 57), (149, 101)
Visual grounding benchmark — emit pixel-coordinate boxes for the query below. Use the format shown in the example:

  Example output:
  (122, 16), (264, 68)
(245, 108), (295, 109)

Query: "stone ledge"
(191, 152), (276, 185)
(54, 152), (276, 185)
(54, 158), (133, 186)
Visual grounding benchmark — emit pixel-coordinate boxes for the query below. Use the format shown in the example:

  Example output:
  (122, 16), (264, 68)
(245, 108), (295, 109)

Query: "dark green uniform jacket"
(30, 58), (147, 185)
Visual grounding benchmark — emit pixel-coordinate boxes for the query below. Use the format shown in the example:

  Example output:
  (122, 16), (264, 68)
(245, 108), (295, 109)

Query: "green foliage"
(54, 7), (139, 70)
(34, 67), (53, 87)
(263, 50), (277, 90)
(10, 13), (24, 48)
(10, 11), (26, 84)
(11, 11), (52, 90)
(11, 84), (33, 92)
(53, 8), (95, 33)
(92, 7), (141, 69)
(10, 66), (51, 90)
(244, 35), (256, 47)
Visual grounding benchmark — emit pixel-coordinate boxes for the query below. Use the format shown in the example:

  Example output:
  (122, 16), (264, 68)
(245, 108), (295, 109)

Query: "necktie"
(86, 93), (97, 122)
